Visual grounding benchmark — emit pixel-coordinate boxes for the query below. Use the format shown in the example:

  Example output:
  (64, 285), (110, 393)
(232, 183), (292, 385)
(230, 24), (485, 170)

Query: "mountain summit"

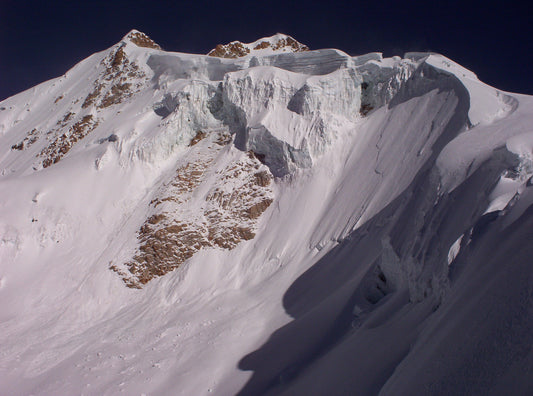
(122, 29), (162, 50)
(1, 30), (532, 395)
(208, 33), (309, 58)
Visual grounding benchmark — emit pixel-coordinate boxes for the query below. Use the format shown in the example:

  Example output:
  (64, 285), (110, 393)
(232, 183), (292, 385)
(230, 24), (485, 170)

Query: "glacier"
(0, 30), (532, 395)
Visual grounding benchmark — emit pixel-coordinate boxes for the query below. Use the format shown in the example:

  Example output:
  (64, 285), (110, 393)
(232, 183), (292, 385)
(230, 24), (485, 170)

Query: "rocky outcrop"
(11, 128), (38, 151)
(82, 44), (147, 110)
(208, 34), (309, 58)
(112, 130), (274, 288)
(254, 36), (309, 52)
(124, 30), (162, 50)
(208, 42), (251, 58)
(40, 115), (98, 168)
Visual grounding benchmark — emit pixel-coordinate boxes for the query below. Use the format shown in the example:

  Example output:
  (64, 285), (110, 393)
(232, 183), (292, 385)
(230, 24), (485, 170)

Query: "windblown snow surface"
(1, 31), (533, 395)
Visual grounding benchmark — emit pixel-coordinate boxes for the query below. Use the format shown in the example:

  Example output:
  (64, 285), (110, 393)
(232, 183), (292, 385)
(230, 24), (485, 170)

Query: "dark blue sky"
(1, 0), (531, 101)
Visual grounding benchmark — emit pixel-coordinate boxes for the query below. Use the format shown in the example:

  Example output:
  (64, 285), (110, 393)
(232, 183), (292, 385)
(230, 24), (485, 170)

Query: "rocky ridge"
(208, 33), (309, 58)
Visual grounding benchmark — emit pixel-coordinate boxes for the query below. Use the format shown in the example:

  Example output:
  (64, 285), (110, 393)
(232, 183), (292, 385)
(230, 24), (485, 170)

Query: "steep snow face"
(1, 31), (533, 396)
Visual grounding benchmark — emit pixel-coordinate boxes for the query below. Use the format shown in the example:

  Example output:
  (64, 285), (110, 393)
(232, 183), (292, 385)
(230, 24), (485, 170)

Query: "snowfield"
(1, 31), (532, 395)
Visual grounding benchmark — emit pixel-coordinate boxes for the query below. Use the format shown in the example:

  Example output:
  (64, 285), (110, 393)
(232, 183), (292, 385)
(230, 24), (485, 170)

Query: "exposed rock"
(82, 84), (103, 109)
(11, 142), (24, 151)
(267, 35), (309, 52)
(246, 198), (274, 219)
(40, 115), (98, 168)
(100, 83), (132, 108)
(253, 170), (272, 186)
(125, 30), (162, 50)
(208, 34), (308, 58)
(31, 42), (152, 170)
(189, 130), (207, 146)
(11, 128), (39, 151)
(114, 129), (274, 288)
(60, 112), (74, 125)
(82, 45), (147, 110)
(253, 41), (271, 50)
(111, 46), (126, 70)
(208, 42), (250, 58)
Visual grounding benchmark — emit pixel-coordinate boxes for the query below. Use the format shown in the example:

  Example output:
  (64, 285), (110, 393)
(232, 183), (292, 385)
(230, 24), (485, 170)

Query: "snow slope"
(1, 30), (532, 395)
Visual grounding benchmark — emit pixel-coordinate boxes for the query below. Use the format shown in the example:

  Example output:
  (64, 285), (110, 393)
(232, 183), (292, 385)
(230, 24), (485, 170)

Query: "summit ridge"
(207, 33), (309, 58)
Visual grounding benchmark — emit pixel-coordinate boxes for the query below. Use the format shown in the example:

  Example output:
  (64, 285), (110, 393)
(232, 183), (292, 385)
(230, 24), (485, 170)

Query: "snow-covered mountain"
(1, 30), (532, 395)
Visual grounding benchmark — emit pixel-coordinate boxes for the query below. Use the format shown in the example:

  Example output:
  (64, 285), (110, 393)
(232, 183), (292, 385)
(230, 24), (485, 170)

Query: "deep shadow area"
(378, 196), (533, 396)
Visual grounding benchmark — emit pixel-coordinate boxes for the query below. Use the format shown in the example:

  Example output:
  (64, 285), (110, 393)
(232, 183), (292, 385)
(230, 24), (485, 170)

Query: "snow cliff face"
(1, 30), (532, 395)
